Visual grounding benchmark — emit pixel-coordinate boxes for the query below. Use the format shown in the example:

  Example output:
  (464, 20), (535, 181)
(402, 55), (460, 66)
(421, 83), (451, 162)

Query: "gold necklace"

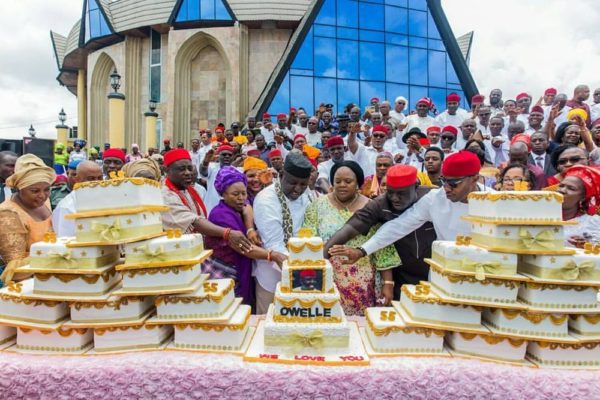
(332, 192), (359, 211)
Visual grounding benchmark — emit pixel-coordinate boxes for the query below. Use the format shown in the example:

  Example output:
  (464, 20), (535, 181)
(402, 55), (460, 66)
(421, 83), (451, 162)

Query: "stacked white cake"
(363, 190), (600, 368)
(0, 172), (251, 354)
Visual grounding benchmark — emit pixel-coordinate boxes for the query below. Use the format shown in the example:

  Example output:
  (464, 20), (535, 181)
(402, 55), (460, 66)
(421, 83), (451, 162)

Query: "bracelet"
(246, 228), (255, 235)
(383, 281), (395, 286)
(356, 247), (368, 257)
(267, 250), (273, 262)
(223, 228), (231, 241)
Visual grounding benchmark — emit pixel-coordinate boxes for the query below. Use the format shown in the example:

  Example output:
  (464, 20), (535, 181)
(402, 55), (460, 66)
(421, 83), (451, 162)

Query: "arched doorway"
(90, 53), (115, 147)
(174, 32), (231, 145)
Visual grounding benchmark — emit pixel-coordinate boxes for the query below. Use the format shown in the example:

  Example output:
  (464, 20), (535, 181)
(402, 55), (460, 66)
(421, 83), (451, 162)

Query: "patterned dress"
(303, 196), (400, 316)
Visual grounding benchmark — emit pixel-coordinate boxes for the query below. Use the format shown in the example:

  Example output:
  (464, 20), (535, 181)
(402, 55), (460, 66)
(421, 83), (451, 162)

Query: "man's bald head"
(76, 161), (103, 183)
(574, 85), (590, 102)
(509, 141), (529, 165)
(0, 151), (18, 181)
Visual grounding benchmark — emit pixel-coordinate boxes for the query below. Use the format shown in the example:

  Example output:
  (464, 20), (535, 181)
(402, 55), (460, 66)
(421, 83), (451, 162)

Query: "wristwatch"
(356, 246), (368, 257)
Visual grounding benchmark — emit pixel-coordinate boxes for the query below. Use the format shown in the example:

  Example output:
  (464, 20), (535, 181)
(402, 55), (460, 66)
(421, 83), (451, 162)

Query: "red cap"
(277, 113), (287, 120)
(262, 112), (271, 119)
(427, 126), (441, 134)
(217, 144), (234, 154)
(294, 134), (306, 142)
(471, 94), (485, 104)
(530, 105), (545, 115)
(370, 97), (380, 103)
(290, 107), (297, 113)
(299, 269), (317, 278)
(416, 97), (431, 107)
(544, 88), (558, 96)
(372, 125), (389, 135)
(446, 93), (461, 102)
(164, 148), (191, 167)
(326, 136), (344, 149)
(215, 126), (224, 134)
(54, 175), (68, 185)
(247, 149), (261, 158)
(268, 149), (282, 158)
(442, 125), (458, 136)
(163, 138), (171, 143)
(102, 148), (126, 162)
(386, 165), (418, 189)
(516, 92), (530, 101)
(441, 150), (481, 177)
(511, 134), (531, 151)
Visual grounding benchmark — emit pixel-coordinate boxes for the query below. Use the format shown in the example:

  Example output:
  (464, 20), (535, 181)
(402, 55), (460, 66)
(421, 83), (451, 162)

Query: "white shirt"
(305, 131), (322, 147)
(260, 127), (275, 144)
(52, 192), (76, 237)
(405, 115), (436, 133)
(317, 148), (359, 181)
(189, 149), (202, 174)
(484, 137), (509, 167)
(591, 103), (600, 123)
(435, 109), (467, 128)
(403, 148), (426, 171)
(254, 185), (310, 292)
(389, 110), (407, 124)
(293, 125), (309, 136)
(362, 184), (491, 255)
(531, 153), (546, 170)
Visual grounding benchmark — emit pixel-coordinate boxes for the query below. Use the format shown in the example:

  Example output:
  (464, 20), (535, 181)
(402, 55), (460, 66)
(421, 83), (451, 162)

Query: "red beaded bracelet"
(267, 250), (272, 262)
(223, 228), (231, 241)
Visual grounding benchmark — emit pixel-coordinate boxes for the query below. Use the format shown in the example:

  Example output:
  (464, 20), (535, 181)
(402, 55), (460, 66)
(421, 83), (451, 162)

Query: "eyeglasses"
(441, 136), (455, 141)
(557, 156), (587, 166)
(440, 176), (472, 189)
(397, 102), (406, 105)
(373, 134), (386, 139)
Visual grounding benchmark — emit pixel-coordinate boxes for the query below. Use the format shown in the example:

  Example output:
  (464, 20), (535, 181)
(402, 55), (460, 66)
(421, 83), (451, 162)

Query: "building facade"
(51, 0), (477, 149)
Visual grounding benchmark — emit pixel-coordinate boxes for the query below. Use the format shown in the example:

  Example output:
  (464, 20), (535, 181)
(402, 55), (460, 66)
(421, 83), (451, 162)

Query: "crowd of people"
(0, 84), (599, 316)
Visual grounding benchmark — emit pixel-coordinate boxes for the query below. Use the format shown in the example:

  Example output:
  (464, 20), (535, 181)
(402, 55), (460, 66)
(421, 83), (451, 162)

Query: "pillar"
(77, 69), (87, 141)
(55, 124), (69, 146)
(144, 110), (158, 151)
(108, 92), (126, 149)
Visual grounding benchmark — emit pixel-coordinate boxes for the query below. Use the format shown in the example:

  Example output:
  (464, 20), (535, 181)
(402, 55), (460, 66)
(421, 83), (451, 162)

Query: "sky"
(0, 0), (598, 139)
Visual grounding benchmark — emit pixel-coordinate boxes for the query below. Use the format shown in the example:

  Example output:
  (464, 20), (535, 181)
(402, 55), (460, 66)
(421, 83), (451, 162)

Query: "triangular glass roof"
(84, 0), (111, 42)
(174, 0), (234, 22)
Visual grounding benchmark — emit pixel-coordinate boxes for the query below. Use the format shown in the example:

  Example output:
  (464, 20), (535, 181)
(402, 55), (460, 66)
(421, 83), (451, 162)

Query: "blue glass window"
(266, 0), (469, 115)
(85, 0), (111, 42)
(149, 30), (162, 102)
(175, 0), (233, 22)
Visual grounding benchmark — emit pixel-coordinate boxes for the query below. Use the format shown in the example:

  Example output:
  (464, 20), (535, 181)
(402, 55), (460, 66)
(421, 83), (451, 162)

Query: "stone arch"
(174, 32), (232, 145)
(90, 52), (115, 146)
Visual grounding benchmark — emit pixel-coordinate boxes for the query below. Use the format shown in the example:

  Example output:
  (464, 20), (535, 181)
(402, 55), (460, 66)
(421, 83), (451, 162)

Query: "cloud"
(443, 0), (600, 100)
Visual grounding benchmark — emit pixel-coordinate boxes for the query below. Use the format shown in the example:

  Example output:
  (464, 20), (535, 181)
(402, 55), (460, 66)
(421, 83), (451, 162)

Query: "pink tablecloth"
(1, 348), (599, 399)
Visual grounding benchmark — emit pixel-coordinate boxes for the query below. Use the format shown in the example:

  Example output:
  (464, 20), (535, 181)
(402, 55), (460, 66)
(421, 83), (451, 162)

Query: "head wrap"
(567, 108), (588, 122)
(300, 269), (317, 278)
(268, 149), (282, 159)
(386, 165), (418, 189)
(402, 127), (426, 143)
(326, 136), (345, 149)
(243, 156), (268, 172)
(122, 158), (162, 181)
(232, 136), (248, 145)
(330, 160), (364, 187)
(294, 134), (306, 142)
(370, 97), (380, 104)
(530, 105), (545, 115)
(6, 154), (56, 190)
(516, 92), (530, 102)
(102, 148), (126, 162)
(131, 143), (139, 149)
(302, 144), (321, 160)
(284, 152), (312, 179)
(447, 93), (461, 102)
(277, 113), (287, 120)
(395, 96), (408, 104)
(510, 133), (532, 152)
(150, 153), (163, 163)
(545, 88), (558, 96)
(55, 143), (65, 150)
(217, 144), (234, 154)
(416, 97), (432, 107)
(441, 150), (481, 177)
(442, 125), (458, 136)
(564, 166), (600, 215)
(372, 125), (389, 135)
(427, 126), (441, 134)
(471, 94), (485, 104)
(214, 166), (247, 196)
(88, 147), (98, 156)
(68, 159), (82, 170)
(164, 148), (191, 167)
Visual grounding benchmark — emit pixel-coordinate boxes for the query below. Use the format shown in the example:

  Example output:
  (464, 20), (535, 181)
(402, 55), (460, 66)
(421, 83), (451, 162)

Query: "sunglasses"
(441, 136), (455, 141)
(557, 156), (587, 166)
(440, 176), (472, 189)
(373, 134), (386, 139)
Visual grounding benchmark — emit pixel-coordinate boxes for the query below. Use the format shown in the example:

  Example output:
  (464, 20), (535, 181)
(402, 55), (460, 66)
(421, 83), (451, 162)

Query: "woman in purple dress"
(205, 167), (287, 310)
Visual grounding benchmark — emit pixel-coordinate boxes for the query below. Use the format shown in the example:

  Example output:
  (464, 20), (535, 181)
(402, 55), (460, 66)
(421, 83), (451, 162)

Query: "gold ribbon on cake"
(126, 243), (204, 264)
(30, 252), (119, 270)
(461, 259), (503, 281)
(290, 331), (324, 351)
(518, 228), (555, 250)
(44, 250), (76, 268)
(91, 220), (122, 242)
(520, 260), (599, 281)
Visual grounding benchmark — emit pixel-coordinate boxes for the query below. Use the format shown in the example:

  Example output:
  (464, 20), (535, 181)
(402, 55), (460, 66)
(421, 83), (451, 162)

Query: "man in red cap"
(161, 149), (252, 252)
(435, 92), (467, 128)
(439, 125), (458, 153)
(333, 151), (489, 270)
(426, 126), (442, 148)
(102, 148), (126, 177)
(542, 88), (558, 110)
(327, 164), (437, 298)
(268, 149), (284, 176)
(348, 124), (399, 177)
(405, 97), (435, 134)
(260, 112), (275, 143)
(516, 92), (532, 124)
(317, 136), (346, 181)
(200, 143), (237, 213)
(275, 113), (293, 140)
(525, 105), (545, 135)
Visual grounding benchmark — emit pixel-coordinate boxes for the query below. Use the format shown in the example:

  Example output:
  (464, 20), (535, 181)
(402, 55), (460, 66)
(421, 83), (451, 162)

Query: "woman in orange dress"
(0, 154), (55, 284)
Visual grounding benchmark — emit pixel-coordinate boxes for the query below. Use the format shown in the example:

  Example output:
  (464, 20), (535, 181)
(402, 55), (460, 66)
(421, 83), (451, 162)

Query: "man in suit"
(529, 131), (557, 178)
(0, 151), (17, 203)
